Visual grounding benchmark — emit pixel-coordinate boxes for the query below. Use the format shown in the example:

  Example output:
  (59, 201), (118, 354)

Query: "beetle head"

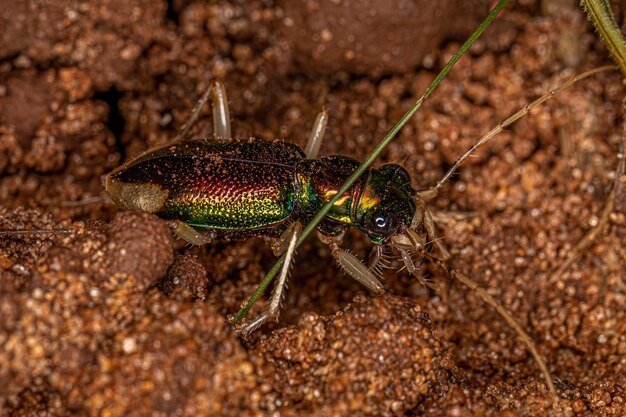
(359, 164), (416, 244)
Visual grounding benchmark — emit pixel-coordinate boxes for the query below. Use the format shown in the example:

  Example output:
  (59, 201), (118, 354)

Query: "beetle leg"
(304, 109), (329, 159)
(169, 220), (211, 246)
(210, 80), (231, 139)
(175, 82), (214, 142)
(175, 80), (231, 142)
(398, 248), (439, 291)
(238, 222), (302, 334)
(416, 187), (438, 202)
(270, 222), (297, 257)
(367, 245), (392, 281)
(415, 197), (451, 261)
(430, 209), (478, 224)
(264, 222), (302, 314)
(317, 231), (385, 294)
(423, 207), (451, 260)
(368, 245), (383, 270)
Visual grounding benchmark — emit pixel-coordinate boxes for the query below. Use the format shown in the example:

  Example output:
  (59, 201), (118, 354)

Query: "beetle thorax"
(295, 156), (367, 235)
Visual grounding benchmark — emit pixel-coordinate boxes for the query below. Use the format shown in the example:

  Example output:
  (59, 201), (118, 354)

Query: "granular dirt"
(0, 1), (625, 416)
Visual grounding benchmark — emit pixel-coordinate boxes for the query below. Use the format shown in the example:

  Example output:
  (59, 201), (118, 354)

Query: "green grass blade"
(232, 0), (509, 325)
(581, 0), (626, 76)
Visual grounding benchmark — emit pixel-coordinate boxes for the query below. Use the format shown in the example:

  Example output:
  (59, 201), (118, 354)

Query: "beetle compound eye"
(366, 210), (399, 237)
(374, 214), (388, 228)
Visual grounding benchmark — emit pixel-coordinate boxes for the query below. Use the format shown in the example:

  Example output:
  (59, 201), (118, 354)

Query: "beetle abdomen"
(106, 139), (304, 233)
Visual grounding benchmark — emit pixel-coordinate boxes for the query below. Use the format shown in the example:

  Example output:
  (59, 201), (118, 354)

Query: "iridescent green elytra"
(105, 137), (417, 244)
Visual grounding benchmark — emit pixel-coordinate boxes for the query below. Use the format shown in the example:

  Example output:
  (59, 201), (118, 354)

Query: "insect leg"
(367, 245), (384, 270)
(304, 110), (329, 159)
(169, 221), (211, 245)
(237, 222), (302, 334)
(367, 245), (395, 279)
(234, 108), (329, 333)
(430, 210), (478, 224)
(398, 248), (438, 291)
(317, 231), (385, 294)
(423, 205), (451, 260)
(175, 80), (231, 142)
(411, 198), (451, 260)
(210, 80), (231, 139)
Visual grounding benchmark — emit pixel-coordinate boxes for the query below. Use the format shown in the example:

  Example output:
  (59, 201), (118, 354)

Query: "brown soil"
(1, 1), (625, 416)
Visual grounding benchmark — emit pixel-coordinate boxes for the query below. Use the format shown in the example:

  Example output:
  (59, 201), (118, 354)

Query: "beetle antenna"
(422, 65), (615, 196)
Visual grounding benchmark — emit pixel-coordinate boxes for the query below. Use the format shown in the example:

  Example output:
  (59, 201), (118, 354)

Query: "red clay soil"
(1, 1), (625, 416)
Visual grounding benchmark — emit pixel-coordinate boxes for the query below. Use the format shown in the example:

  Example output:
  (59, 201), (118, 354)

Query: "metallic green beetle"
(103, 81), (448, 333)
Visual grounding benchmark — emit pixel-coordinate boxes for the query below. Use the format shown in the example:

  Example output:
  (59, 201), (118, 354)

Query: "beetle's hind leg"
(176, 80), (231, 142)
(304, 109), (329, 159)
(209, 80), (231, 139)
(237, 222), (302, 334)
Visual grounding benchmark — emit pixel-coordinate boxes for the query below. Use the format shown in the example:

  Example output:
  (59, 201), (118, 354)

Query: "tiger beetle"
(100, 66), (614, 335)
(103, 80), (449, 334)
(0, 65), (618, 398)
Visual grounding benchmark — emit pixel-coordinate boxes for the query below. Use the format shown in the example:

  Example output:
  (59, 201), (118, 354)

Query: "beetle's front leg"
(414, 198), (451, 261)
(237, 221), (302, 335)
(317, 231), (385, 294)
